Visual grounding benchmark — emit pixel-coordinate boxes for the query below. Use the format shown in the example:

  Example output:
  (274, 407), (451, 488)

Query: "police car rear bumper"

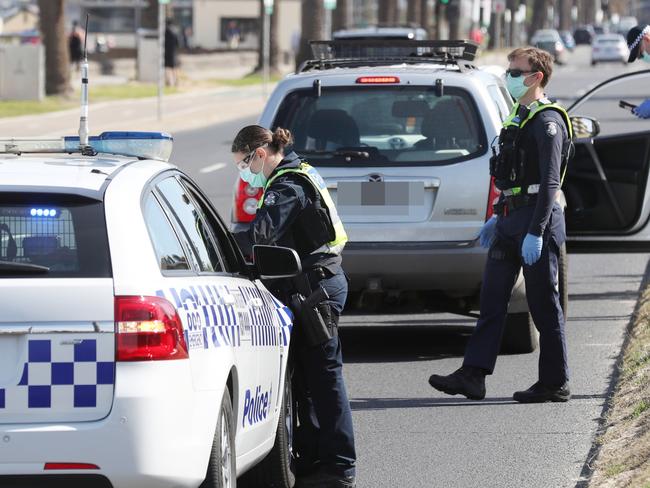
(342, 240), (487, 293)
(0, 361), (218, 488)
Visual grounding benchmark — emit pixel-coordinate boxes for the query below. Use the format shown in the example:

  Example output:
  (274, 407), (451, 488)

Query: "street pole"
(263, 0), (273, 99)
(158, 0), (168, 121)
(324, 0), (336, 38)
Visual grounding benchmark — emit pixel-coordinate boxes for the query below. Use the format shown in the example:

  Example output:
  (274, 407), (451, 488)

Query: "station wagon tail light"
(356, 76), (400, 84)
(45, 463), (100, 470)
(485, 176), (501, 221)
(233, 177), (262, 223)
(115, 296), (189, 361)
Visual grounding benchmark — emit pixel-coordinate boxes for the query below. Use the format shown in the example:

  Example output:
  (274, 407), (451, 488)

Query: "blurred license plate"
(337, 181), (425, 206)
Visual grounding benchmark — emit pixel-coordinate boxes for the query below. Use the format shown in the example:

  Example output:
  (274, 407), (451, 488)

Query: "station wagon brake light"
(115, 296), (189, 361)
(45, 463), (100, 470)
(485, 176), (501, 221)
(356, 76), (400, 84)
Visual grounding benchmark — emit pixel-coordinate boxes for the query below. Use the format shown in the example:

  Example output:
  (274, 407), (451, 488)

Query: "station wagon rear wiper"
(0, 261), (50, 274)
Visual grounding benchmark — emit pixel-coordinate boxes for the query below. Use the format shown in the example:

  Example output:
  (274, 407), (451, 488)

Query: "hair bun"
(272, 127), (293, 148)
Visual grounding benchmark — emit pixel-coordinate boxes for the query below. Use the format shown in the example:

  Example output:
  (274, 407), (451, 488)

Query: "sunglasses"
(235, 143), (267, 171)
(505, 68), (536, 78)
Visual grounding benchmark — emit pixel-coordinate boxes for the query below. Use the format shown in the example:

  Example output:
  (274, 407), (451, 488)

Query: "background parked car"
(530, 29), (567, 64)
(591, 33), (629, 65)
(574, 25), (595, 45)
(560, 30), (576, 52)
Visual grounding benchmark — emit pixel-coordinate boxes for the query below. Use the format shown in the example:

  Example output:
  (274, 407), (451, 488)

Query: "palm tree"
(255, 0), (281, 74)
(378, 0), (399, 25)
(296, 0), (325, 69)
(333, 0), (351, 32)
(407, 0), (421, 25)
(38, 0), (70, 95)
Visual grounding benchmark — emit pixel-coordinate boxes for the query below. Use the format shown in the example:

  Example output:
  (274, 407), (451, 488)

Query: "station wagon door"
(565, 69), (650, 249)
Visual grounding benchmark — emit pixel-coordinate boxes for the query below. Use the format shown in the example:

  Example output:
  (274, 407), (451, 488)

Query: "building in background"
(0, 1), (38, 35)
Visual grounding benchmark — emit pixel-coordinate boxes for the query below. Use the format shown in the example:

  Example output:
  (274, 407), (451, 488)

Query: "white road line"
(200, 162), (227, 173)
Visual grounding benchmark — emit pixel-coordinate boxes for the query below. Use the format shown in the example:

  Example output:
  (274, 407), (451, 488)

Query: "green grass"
(632, 399), (650, 418)
(605, 463), (626, 478)
(211, 73), (283, 87)
(0, 83), (178, 119)
(0, 97), (75, 118)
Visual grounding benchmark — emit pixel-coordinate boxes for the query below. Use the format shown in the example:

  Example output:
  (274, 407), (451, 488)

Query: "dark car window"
(143, 193), (191, 271)
(179, 179), (246, 274)
(156, 177), (224, 273)
(0, 193), (111, 278)
(273, 86), (486, 167)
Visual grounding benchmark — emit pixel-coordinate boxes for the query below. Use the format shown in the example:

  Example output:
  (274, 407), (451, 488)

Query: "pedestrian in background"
(164, 19), (180, 87)
(232, 125), (357, 488)
(226, 21), (241, 50)
(626, 25), (650, 119)
(68, 21), (84, 71)
(429, 47), (573, 404)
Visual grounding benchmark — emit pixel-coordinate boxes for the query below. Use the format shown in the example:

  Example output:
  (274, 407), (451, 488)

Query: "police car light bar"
(0, 131), (173, 162)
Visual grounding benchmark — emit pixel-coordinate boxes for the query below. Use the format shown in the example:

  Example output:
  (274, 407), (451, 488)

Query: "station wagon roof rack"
(299, 40), (479, 73)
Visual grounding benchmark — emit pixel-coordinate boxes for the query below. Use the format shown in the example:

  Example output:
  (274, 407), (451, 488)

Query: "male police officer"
(626, 25), (650, 119)
(232, 125), (356, 488)
(429, 47), (573, 403)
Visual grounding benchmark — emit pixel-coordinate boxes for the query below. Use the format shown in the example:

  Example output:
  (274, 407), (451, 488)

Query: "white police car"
(0, 132), (298, 488)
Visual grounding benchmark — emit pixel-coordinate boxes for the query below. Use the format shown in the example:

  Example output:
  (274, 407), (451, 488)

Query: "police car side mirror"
(253, 245), (302, 279)
(570, 116), (600, 139)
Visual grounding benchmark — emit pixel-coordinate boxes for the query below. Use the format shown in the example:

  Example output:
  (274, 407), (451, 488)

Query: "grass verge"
(588, 283), (650, 487)
(207, 73), (283, 87)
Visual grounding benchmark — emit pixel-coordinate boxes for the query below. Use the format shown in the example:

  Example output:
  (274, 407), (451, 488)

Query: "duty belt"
(494, 192), (539, 216)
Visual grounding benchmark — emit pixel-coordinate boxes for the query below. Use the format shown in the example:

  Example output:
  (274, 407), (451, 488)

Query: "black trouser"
(292, 266), (356, 478)
(463, 203), (569, 387)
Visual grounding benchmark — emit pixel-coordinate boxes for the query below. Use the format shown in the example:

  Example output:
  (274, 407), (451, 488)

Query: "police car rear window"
(272, 86), (487, 167)
(0, 193), (111, 278)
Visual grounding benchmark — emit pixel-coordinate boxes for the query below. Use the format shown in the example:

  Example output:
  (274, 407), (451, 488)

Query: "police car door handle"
(250, 298), (264, 308)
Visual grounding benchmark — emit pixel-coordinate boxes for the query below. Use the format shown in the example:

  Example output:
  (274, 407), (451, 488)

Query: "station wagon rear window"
(0, 193), (111, 278)
(272, 86), (487, 167)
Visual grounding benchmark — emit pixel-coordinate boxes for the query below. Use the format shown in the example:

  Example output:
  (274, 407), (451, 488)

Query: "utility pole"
(263, 0), (272, 97)
(158, 0), (168, 121)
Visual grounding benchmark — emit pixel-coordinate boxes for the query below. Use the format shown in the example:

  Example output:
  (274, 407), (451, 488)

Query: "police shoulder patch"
(545, 121), (558, 137)
(263, 191), (280, 206)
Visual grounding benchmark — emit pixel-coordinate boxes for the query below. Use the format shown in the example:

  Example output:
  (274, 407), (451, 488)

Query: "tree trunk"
(333, 0), (351, 32)
(434, 2), (446, 40)
(38, 0), (69, 96)
(529, 0), (548, 39)
(378, 0), (398, 24)
(420, 0), (432, 36)
(407, 0), (421, 25)
(558, 0), (572, 31)
(296, 0), (325, 69)
(446, 1), (460, 39)
(255, 0), (281, 74)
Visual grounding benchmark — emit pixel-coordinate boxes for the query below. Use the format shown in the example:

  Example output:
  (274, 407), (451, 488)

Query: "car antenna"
(78, 14), (96, 156)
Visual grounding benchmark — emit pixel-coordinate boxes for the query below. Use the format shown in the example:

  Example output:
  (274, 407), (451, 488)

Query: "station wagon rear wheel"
(201, 386), (236, 488)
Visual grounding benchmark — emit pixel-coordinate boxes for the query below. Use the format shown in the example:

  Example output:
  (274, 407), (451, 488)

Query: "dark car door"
(565, 69), (650, 247)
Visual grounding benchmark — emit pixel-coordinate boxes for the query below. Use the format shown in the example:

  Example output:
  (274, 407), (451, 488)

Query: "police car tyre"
(201, 386), (236, 488)
(239, 368), (296, 488)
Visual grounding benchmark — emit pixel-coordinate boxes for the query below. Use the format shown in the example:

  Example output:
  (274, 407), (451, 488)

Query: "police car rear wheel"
(201, 386), (236, 488)
(239, 368), (296, 488)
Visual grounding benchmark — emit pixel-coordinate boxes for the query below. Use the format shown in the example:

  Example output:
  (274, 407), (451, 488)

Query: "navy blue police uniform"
(235, 151), (356, 482)
(464, 100), (571, 392)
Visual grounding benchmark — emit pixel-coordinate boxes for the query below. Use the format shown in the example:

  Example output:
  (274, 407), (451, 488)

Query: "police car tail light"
(485, 176), (501, 220)
(356, 76), (400, 84)
(115, 296), (189, 361)
(233, 178), (262, 223)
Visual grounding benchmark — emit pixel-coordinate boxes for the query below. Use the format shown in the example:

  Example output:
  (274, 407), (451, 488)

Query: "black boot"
(296, 469), (356, 488)
(428, 366), (486, 400)
(513, 381), (571, 403)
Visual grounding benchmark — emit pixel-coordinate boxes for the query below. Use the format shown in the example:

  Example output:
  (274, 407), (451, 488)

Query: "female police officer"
(231, 125), (356, 488)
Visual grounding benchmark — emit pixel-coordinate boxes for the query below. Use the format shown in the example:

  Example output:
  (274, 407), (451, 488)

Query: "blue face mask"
(239, 156), (268, 188)
(505, 73), (533, 101)
(642, 51), (650, 63)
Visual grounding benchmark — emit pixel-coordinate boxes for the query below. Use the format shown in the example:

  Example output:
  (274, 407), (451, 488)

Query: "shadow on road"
(349, 393), (608, 411)
(339, 325), (471, 364)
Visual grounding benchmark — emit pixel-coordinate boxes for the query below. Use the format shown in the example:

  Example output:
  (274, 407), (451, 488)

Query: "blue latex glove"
(633, 99), (650, 119)
(521, 233), (543, 265)
(479, 216), (497, 249)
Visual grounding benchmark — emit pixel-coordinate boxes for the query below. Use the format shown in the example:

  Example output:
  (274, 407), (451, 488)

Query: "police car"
(0, 132), (298, 488)
(233, 40), (650, 354)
